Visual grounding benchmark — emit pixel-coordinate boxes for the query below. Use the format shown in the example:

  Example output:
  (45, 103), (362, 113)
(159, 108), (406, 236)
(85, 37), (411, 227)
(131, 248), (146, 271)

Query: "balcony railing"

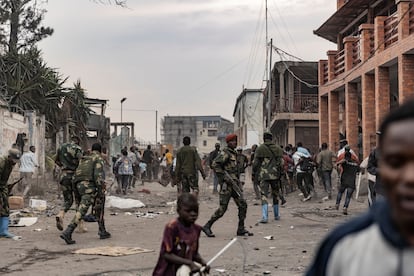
(273, 94), (319, 114)
(334, 49), (345, 76)
(384, 14), (398, 48)
(353, 38), (361, 67)
(320, 3), (409, 85)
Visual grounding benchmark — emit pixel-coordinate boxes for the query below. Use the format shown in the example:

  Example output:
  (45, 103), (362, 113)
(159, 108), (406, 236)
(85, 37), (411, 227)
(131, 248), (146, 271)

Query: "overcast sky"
(39, 0), (336, 143)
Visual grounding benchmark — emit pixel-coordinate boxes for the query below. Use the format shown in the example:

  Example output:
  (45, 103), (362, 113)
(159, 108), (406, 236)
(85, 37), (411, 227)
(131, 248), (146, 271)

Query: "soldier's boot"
(98, 223), (111, 239)
(60, 224), (76, 245)
(236, 221), (253, 237)
(273, 204), (280, 220)
(55, 210), (65, 231)
(259, 204), (268, 223)
(77, 220), (88, 233)
(201, 221), (215, 238)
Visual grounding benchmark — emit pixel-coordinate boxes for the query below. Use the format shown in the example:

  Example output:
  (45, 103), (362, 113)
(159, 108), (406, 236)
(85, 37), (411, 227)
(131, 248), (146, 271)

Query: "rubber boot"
(0, 217), (21, 240)
(60, 224), (76, 245)
(273, 204), (280, 220)
(56, 210), (65, 231)
(77, 220), (88, 233)
(259, 204), (268, 223)
(201, 221), (215, 237)
(98, 222), (111, 239)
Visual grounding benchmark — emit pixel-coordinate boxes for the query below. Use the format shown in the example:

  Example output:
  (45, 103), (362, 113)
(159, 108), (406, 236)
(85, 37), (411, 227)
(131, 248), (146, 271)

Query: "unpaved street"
(1, 175), (368, 276)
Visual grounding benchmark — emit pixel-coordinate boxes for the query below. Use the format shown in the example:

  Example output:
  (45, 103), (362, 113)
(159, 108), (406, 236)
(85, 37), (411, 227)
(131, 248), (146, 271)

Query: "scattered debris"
(29, 199), (47, 211)
(263, 271), (271, 274)
(137, 189), (151, 194)
(290, 226), (295, 229)
(264, 235), (274, 240)
(215, 268), (226, 273)
(73, 246), (153, 256)
(105, 196), (145, 209)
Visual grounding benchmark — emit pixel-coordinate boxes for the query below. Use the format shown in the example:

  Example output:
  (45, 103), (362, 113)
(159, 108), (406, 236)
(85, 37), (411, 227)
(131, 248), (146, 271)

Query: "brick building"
(315, 0), (414, 158)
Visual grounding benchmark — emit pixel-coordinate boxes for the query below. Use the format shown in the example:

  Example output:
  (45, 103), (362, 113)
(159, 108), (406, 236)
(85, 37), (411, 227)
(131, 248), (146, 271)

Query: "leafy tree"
(0, 48), (64, 138)
(0, 0), (53, 54)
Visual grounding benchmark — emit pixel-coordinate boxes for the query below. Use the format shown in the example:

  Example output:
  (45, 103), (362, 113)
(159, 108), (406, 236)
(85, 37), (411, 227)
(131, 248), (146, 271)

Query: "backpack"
(299, 157), (314, 172)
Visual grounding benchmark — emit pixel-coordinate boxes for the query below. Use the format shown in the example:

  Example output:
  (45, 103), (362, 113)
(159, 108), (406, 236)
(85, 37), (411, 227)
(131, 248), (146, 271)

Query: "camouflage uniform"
(60, 150), (110, 244)
(253, 141), (283, 221)
(55, 142), (83, 212)
(203, 147), (249, 235)
(175, 145), (205, 194)
(0, 156), (15, 217)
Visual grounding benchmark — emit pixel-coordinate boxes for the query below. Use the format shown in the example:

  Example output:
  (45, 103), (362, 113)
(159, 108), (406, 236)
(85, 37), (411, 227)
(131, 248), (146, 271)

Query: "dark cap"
(263, 131), (273, 139)
(8, 148), (21, 161)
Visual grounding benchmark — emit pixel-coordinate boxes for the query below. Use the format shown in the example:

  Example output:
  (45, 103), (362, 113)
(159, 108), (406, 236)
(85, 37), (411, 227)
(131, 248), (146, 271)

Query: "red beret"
(225, 134), (237, 143)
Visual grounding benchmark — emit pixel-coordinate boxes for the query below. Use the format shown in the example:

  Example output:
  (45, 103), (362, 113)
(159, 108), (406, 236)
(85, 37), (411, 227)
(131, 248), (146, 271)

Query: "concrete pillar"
(288, 71), (294, 112)
(362, 73), (376, 158)
(398, 54), (414, 103)
(329, 91), (340, 151)
(279, 68), (286, 112)
(359, 24), (374, 62)
(375, 66), (390, 132)
(345, 82), (359, 156)
(288, 120), (295, 146)
(319, 95), (329, 145)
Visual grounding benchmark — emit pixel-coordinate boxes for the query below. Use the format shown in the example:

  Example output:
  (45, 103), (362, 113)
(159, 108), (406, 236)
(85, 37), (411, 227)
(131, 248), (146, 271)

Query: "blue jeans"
(336, 187), (354, 208)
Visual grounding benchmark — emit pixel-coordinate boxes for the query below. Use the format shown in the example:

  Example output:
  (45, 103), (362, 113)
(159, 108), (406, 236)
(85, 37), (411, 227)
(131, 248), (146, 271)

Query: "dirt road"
(1, 175), (368, 276)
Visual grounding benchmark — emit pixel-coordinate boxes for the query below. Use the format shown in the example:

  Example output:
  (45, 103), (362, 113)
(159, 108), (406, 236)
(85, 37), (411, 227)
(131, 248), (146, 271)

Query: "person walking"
(175, 136), (206, 197)
(201, 134), (253, 237)
(60, 143), (110, 244)
(335, 146), (359, 215)
(0, 149), (22, 240)
(249, 144), (261, 199)
(252, 132), (284, 223)
(143, 145), (154, 181)
(114, 149), (133, 195)
(236, 147), (249, 187)
(208, 143), (221, 194)
(292, 143), (314, 201)
(316, 143), (336, 200)
(54, 135), (83, 231)
(18, 145), (39, 198)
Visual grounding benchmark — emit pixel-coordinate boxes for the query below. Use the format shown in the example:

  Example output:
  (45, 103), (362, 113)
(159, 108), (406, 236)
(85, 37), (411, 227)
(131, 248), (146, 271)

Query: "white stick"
(197, 237), (238, 274)
(355, 172), (362, 199)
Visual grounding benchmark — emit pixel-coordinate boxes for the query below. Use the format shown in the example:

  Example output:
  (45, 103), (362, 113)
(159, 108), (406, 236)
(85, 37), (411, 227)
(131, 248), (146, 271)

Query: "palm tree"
(61, 80), (91, 144)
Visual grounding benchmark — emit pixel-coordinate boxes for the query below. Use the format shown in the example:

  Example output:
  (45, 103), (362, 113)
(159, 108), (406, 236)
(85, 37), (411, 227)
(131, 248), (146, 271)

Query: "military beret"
(225, 134), (237, 143)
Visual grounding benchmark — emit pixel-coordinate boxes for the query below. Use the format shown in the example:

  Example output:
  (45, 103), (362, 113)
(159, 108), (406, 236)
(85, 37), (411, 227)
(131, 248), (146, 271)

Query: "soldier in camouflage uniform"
(175, 136), (206, 197)
(252, 132), (284, 223)
(0, 149), (21, 240)
(54, 136), (83, 231)
(201, 134), (253, 237)
(60, 143), (110, 244)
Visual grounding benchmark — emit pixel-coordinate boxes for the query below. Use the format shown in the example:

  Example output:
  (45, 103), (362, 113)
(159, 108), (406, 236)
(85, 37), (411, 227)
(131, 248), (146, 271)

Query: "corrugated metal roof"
(314, 0), (373, 43)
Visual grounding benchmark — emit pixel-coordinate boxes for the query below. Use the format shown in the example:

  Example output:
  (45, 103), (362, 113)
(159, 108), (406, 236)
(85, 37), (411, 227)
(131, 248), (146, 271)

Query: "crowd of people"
(2, 100), (414, 275)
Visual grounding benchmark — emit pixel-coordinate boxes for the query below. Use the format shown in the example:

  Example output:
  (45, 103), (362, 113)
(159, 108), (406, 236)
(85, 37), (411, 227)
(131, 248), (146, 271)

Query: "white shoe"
(298, 193), (303, 197)
(302, 195), (312, 202)
(322, 196), (329, 201)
